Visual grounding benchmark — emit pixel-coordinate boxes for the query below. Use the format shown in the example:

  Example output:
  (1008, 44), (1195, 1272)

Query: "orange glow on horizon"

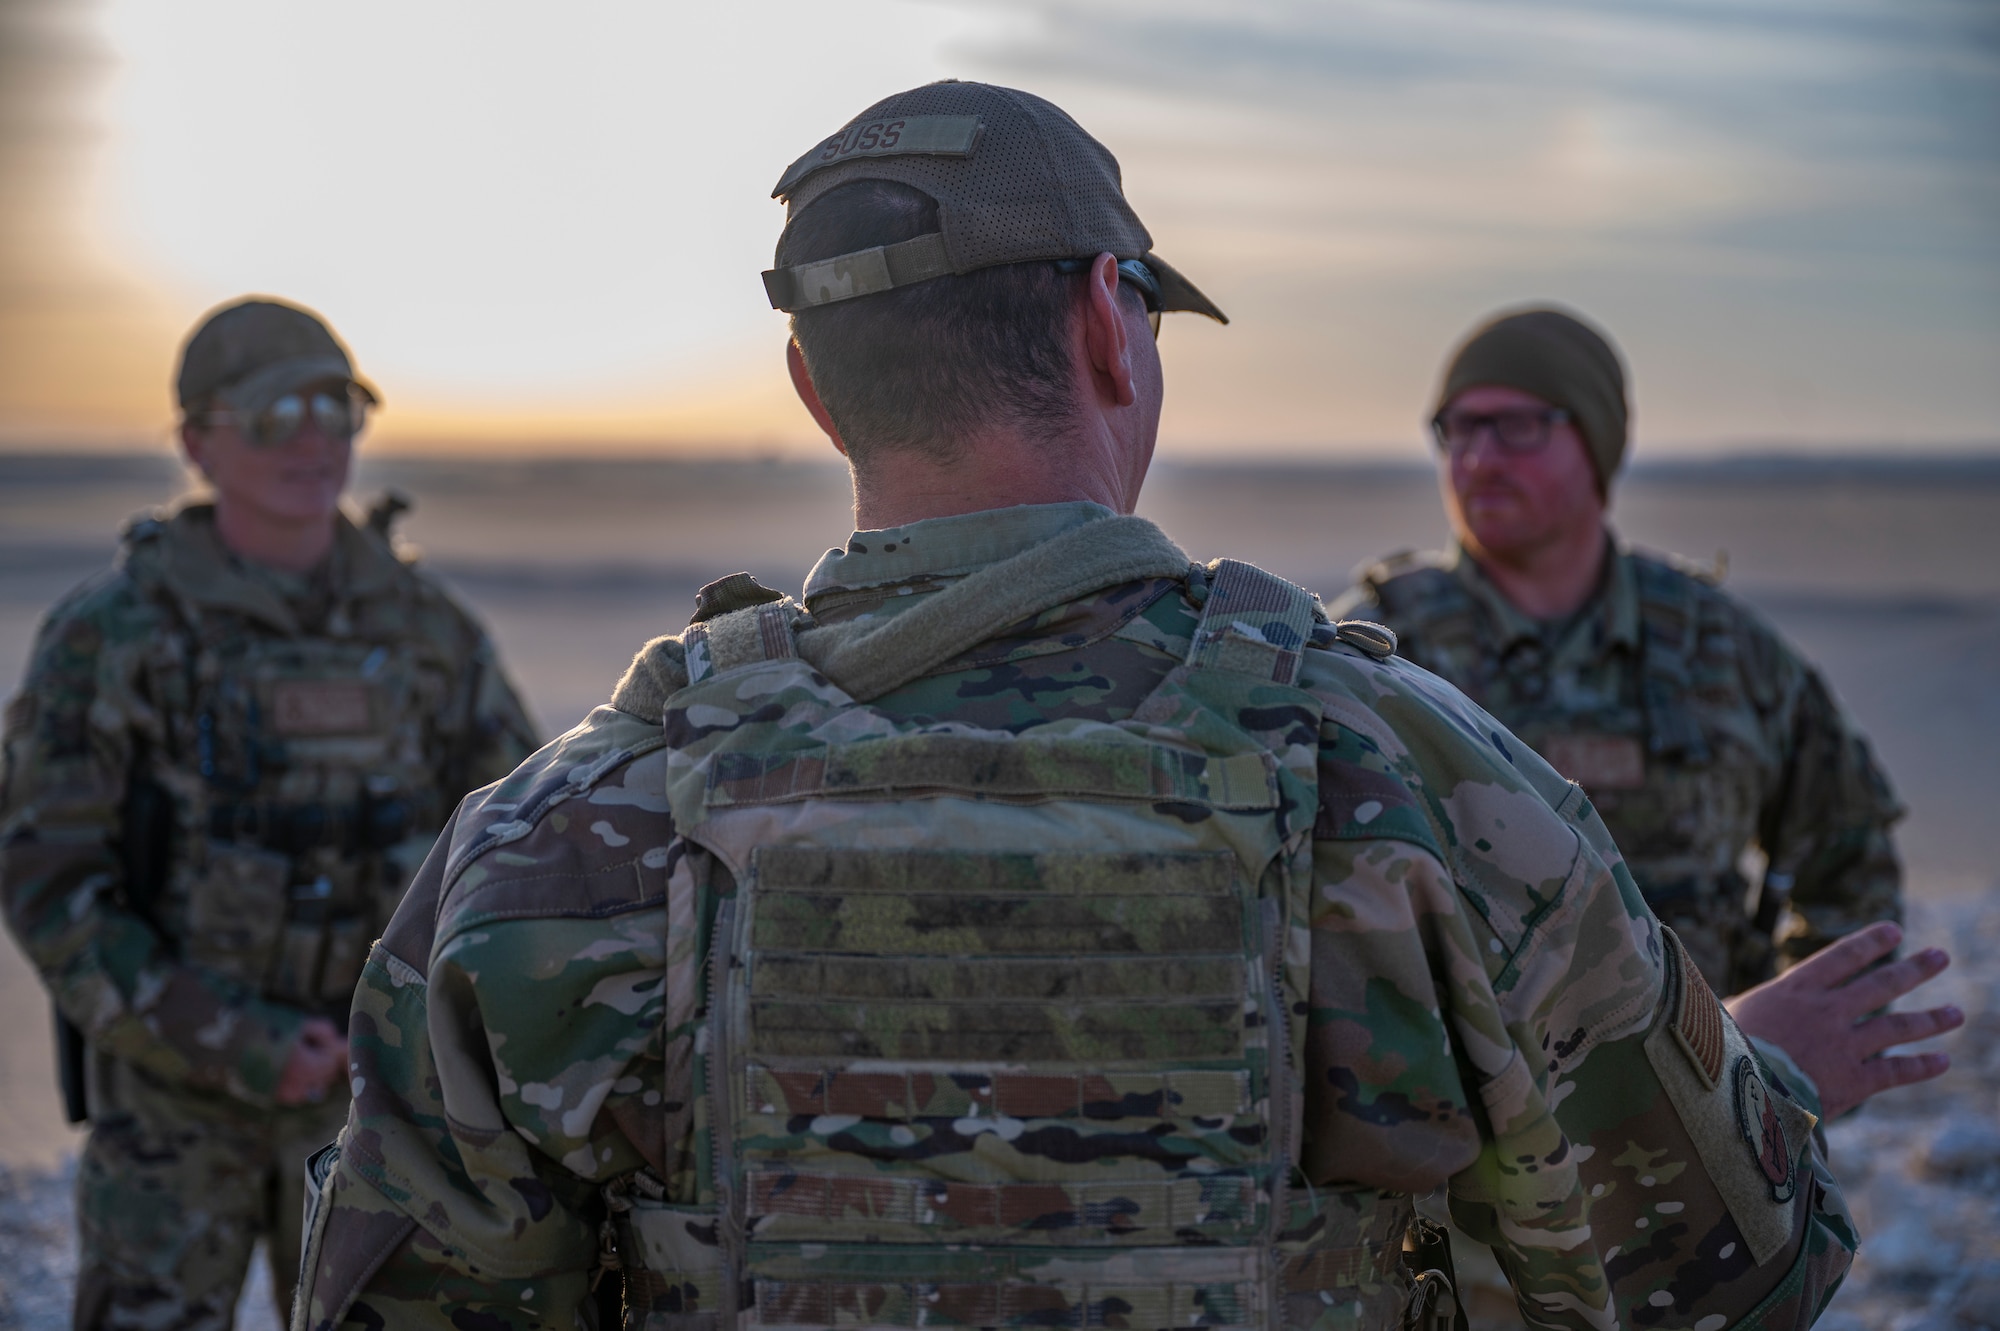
(1, 1), (1993, 456)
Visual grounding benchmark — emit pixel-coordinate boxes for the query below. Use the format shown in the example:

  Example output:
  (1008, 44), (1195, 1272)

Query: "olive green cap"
(1435, 306), (1629, 487)
(763, 80), (1226, 324)
(176, 297), (379, 417)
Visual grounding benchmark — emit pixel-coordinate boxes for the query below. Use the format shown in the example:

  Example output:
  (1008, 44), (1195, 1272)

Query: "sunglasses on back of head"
(1053, 257), (1163, 338)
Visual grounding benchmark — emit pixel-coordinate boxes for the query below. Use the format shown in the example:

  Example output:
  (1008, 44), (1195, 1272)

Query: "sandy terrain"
(1, 452), (1995, 1327)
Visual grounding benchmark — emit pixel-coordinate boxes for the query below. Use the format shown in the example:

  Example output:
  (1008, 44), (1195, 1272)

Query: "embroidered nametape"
(270, 680), (372, 736)
(1539, 732), (1645, 792)
(773, 116), (982, 197)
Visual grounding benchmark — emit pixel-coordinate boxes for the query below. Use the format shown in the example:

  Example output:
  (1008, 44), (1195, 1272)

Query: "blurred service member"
(302, 84), (1859, 1331)
(1332, 308), (1905, 998)
(0, 297), (536, 1330)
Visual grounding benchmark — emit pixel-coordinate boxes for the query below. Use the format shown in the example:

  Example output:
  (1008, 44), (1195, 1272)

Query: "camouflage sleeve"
(1761, 660), (1904, 967)
(1302, 648), (1854, 1329)
(0, 589), (306, 1106)
(302, 708), (680, 1331)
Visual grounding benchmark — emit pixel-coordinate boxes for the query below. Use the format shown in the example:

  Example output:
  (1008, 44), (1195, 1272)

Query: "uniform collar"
(130, 500), (404, 634)
(803, 501), (1118, 605)
(1448, 532), (1640, 655)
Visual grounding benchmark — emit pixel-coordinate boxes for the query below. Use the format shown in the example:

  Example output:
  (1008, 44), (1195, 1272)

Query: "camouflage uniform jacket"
(1330, 540), (1903, 995)
(0, 501), (537, 1109)
(304, 503), (1852, 1331)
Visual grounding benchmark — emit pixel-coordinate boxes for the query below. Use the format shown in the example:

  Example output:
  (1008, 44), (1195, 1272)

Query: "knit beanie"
(1434, 307), (1629, 488)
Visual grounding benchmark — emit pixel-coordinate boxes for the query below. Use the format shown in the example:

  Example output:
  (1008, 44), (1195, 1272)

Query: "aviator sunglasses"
(1053, 257), (1163, 337)
(208, 385), (369, 449)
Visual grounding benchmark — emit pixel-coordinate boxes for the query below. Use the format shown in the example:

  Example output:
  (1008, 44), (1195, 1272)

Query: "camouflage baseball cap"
(176, 297), (380, 416)
(763, 81), (1226, 324)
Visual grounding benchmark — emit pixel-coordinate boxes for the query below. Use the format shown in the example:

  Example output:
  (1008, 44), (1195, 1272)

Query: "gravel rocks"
(1818, 891), (2000, 1330)
(1925, 1115), (2000, 1182)
(0, 1161), (75, 1330)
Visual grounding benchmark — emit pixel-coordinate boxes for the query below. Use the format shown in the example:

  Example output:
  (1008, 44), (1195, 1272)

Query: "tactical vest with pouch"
(610, 561), (1419, 1331)
(126, 518), (453, 1016)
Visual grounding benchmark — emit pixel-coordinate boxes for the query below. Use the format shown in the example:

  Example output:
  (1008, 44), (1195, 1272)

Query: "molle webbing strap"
(748, 1172), (1258, 1236)
(1190, 558), (1319, 685)
(745, 1065), (1253, 1121)
(704, 734), (1279, 811)
(762, 233), (953, 312)
(729, 1235), (1410, 1331)
(793, 515), (1190, 701)
(752, 1272), (1262, 1331)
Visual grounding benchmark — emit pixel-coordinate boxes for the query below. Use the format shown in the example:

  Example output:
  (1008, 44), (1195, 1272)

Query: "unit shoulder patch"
(1734, 1055), (1797, 1203)
(1643, 923), (1813, 1266)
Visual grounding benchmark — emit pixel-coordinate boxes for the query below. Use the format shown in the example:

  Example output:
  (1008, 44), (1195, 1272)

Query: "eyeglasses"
(209, 387), (368, 449)
(1431, 406), (1571, 456)
(1054, 256), (1163, 338)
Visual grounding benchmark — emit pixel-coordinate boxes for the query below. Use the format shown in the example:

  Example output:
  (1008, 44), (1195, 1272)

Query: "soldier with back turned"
(296, 82), (1883, 1331)
(0, 297), (536, 1330)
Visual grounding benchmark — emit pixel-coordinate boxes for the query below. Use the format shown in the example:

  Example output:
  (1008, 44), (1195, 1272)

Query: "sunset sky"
(1, 0), (1994, 458)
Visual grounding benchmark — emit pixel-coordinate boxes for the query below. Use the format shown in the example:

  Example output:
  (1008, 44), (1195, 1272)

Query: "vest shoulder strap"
(1189, 558), (1322, 686)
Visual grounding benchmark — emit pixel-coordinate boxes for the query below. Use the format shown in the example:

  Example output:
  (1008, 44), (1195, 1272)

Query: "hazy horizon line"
(6, 443), (2000, 476)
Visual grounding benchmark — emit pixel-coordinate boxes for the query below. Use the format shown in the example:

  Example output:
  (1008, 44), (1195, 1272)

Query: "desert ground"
(2, 451), (1997, 1328)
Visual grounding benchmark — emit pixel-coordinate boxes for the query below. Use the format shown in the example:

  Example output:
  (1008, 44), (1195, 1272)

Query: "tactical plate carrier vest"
(610, 562), (1417, 1331)
(124, 516), (453, 1016)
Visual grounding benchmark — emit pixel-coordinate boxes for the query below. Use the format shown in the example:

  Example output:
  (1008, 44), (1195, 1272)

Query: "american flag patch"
(1667, 928), (1726, 1090)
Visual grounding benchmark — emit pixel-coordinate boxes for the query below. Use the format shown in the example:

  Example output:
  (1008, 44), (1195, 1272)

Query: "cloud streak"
(947, 0), (2000, 451)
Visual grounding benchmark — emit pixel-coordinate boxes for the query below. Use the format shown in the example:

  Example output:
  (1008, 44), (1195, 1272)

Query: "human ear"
(1080, 252), (1136, 409)
(179, 420), (214, 481)
(787, 338), (849, 459)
